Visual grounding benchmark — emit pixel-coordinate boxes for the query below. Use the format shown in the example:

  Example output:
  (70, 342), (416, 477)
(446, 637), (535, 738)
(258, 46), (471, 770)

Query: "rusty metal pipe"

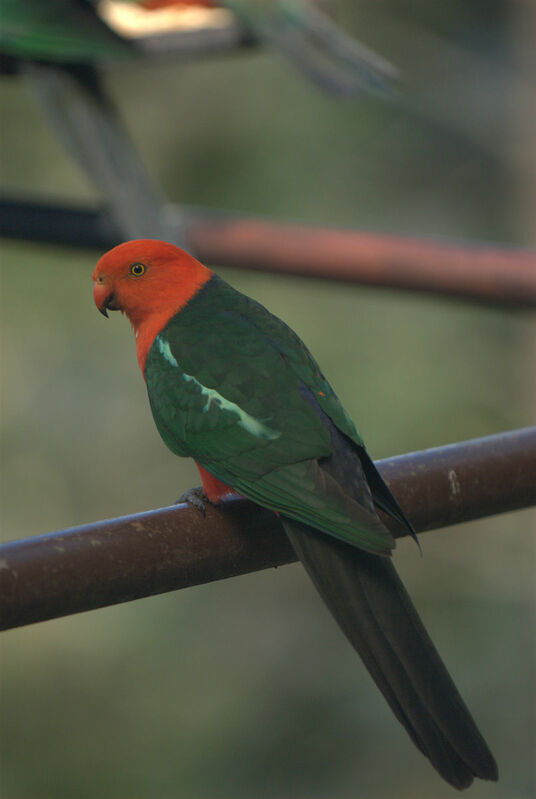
(187, 215), (536, 307)
(2, 198), (536, 306)
(1, 426), (535, 632)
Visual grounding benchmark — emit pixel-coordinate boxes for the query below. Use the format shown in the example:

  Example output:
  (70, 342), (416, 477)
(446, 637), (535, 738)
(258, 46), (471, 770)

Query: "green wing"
(0, 0), (131, 63)
(145, 276), (393, 555)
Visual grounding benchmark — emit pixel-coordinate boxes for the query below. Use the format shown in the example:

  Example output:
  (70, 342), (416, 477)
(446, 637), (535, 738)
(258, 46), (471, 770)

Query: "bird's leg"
(175, 486), (212, 515)
(176, 464), (238, 514)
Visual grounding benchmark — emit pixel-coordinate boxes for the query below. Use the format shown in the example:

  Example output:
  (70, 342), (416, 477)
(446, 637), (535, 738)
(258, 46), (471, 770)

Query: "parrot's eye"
(130, 262), (146, 277)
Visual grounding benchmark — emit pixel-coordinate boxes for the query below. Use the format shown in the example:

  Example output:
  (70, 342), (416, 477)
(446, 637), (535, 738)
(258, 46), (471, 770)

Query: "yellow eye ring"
(130, 262), (146, 277)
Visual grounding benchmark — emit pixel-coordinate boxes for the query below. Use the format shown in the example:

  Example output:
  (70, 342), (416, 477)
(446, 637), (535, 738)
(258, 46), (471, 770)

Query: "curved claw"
(175, 486), (210, 515)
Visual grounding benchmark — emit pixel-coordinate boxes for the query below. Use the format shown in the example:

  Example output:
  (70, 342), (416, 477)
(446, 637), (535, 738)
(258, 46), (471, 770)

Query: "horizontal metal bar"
(1, 426), (534, 632)
(0, 197), (114, 248)
(186, 216), (536, 307)
(2, 197), (536, 306)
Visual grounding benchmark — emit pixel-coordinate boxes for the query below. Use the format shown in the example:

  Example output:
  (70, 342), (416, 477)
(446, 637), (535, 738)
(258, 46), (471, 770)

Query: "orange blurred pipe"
(187, 215), (536, 306)
(1, 198), (535, 306)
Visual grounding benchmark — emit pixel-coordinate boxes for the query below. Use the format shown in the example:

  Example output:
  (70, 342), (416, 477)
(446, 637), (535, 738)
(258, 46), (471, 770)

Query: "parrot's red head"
(93, 239), (212, 373)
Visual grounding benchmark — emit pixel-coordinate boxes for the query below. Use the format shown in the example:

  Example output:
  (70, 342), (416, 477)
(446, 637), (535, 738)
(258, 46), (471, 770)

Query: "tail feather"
(283, 519), (498, 790)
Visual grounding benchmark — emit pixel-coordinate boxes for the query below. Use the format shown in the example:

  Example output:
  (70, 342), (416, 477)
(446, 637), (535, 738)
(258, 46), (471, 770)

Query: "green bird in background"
(93, 239), (498, 790)
(0, 0), (395, 248)
(0, 0), (131, 63)
(0, 0), (396, 95)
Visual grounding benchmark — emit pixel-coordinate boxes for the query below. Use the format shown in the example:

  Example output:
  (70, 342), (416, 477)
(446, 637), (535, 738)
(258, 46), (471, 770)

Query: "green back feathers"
(145, 275), (393, 555)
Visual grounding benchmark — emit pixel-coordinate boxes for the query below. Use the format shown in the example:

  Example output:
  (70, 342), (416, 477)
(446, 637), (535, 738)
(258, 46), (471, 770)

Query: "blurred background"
(1, 1), (535, 797)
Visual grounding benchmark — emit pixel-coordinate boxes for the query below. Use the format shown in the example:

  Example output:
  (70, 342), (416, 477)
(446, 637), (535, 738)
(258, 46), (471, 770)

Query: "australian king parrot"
(93, 239), (498, 789)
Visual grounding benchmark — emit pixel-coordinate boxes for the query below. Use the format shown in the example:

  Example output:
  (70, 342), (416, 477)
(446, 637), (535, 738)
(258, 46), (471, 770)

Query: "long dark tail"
(283, 520), (498, 790)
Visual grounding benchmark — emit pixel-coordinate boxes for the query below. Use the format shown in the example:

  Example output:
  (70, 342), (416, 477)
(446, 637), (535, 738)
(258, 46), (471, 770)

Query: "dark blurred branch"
(2, 197), (536, 306)
(1, 426), (535, 632)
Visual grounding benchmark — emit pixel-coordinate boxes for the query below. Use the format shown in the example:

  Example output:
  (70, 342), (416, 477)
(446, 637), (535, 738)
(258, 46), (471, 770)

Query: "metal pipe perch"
(2, 198), (536, 306)
(1, 426), (535, 632)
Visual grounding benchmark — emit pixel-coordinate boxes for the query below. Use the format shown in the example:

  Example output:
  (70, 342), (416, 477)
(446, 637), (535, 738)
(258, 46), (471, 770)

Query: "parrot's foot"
(175, 486), (213, 515)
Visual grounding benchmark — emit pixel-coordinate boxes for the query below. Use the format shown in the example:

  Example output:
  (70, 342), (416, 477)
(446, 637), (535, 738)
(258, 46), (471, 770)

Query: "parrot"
(93, 239), (498, 790)
(1, 0), (395, 249)
(1, 0), (396, 96)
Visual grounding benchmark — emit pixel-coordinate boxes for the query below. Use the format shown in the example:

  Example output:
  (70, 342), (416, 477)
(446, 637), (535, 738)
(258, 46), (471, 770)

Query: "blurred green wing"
(0, 0), (131, 62)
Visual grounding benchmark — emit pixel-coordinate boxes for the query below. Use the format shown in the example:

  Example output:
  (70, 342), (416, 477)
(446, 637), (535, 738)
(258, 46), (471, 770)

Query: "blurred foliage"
(1, 2), (535, 798)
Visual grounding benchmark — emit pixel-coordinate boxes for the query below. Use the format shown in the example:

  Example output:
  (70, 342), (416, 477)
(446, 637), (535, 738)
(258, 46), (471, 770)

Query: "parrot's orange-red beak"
(93, 280), (119, 317)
